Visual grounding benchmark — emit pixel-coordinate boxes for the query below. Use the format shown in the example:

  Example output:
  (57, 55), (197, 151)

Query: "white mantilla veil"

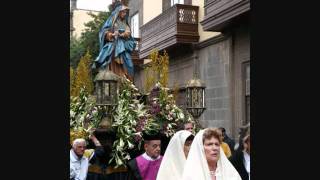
(156, 130), (193, 180)
(182, 129), (242, 180)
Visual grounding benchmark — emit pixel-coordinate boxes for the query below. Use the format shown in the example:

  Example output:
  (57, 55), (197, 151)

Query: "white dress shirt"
(142, 152), (161, 161)
(243, 151), (250, 180)
(70, 149), (94, 180)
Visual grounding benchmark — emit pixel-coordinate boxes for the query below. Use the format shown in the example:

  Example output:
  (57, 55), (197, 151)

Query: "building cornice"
(194, 33), (230, 49)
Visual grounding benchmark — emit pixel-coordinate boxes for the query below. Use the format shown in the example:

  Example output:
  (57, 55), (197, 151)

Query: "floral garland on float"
(70, 88), (104, 145)
(109, 78), (159, 167)
(69, 79), (200, 168)
(110, 79), (198, 167)
(147, 82), (186, 137)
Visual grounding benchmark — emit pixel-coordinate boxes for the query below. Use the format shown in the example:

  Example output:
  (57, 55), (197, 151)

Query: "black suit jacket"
(127, 158), (142, 180)
(229, 149), (249, 180)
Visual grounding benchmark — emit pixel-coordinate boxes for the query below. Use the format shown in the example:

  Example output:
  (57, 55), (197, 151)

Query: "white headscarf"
(157, 130), (193, 180)
(182, 129), (242, 180)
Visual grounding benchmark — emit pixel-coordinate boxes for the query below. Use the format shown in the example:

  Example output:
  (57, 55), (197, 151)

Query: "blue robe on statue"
(93, 3), (136, 78)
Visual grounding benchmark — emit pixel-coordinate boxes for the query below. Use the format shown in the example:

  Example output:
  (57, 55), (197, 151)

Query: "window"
(130, 13), (139, 38)
(243, 62), (250, 125)
(171, 0), (184, 6)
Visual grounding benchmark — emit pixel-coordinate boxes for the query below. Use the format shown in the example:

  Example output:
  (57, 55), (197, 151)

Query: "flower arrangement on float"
(110, 80), (197, 167)
(69, 80), (198, 168)
(70, 88), (104, 145)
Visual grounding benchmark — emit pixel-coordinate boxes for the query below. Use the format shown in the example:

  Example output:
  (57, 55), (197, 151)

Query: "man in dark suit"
(230, 127), (250, 180)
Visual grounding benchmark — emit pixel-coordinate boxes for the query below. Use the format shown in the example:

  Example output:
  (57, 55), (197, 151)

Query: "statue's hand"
(113, 31), (119, 37)
(106, 32), (114, 41)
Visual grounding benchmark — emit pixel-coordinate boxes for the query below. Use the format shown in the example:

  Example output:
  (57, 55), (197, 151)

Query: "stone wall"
(198, 36), (233, 136)
(231, 23), (250, 138)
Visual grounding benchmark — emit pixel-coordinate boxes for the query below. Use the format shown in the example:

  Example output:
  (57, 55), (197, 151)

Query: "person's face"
(74, 142), (86, 157)
(219, 128), (226, 137)
(203, 137), (220, 163)
(144, 140), (161, 159)
(184, 123), (193, 132)
(184, 140), (193, 158)
(119, 10), (127, 19)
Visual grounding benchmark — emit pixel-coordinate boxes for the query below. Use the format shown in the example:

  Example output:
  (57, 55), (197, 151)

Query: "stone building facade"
(127, 0), (250, 140)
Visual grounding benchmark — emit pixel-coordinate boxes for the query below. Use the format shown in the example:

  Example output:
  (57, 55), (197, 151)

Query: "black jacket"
(229, 149), (249, 180)
(127, 158), (142, 180)
(224, 135), (235, 154)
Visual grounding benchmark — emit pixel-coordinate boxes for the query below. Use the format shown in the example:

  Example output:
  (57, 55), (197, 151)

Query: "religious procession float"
(70, 75), (201, 177)
(70, 1), (205, 178)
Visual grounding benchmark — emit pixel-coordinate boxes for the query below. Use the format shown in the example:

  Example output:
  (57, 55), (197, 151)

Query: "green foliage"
(172, 81), (180, 102)
(70, 67), (75, 95)
(70, 36), (84, 69)
(72, 51), (94, 97)
(145, 49), (169, 92)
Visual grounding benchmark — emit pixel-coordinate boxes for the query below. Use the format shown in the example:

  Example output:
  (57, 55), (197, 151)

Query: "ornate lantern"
(94, 69), (119, 107)
(94, 69), (120, 129)
(186, 77), (206, 118)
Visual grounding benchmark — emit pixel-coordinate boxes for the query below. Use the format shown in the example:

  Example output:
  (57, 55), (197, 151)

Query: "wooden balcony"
(201, 0), (250, 31)
(139, 4), (199, 59)
(131, 38), (143, 66)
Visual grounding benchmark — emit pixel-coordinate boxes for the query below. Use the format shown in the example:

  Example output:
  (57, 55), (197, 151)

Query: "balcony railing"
(201, 0), (250, 31)
(139, 4), (199, 59)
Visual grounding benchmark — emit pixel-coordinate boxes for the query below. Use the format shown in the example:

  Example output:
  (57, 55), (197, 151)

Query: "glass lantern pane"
(191, 88), (194, 107)
(104, 82), (110, 97)
(114, 82), (118, 103)
(100, 82), (104, 104)
(96, 83), (100, 104)
(192, 88), (198, 107)
(198, 88), (202, 108)
(101, 82), (105, 104)
(110, 82), (116, 104)
(202, 89), (205, 107)
(186, 88), (190, 107)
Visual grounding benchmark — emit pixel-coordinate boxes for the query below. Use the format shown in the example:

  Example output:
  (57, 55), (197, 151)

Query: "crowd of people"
(70, 122), (250, 180)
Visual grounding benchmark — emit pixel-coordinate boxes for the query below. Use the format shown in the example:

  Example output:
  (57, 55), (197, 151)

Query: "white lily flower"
(179, 112), (185, 119)
(70, 111), (75, 117)
(125, 154), (131, 160)
(79, 116), (84, 122)
(128, 141), (134, 149)
(119, 138), (124, 147)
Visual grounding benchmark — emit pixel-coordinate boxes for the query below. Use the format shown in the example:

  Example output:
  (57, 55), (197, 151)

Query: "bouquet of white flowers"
(70, 87), (104, 145)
